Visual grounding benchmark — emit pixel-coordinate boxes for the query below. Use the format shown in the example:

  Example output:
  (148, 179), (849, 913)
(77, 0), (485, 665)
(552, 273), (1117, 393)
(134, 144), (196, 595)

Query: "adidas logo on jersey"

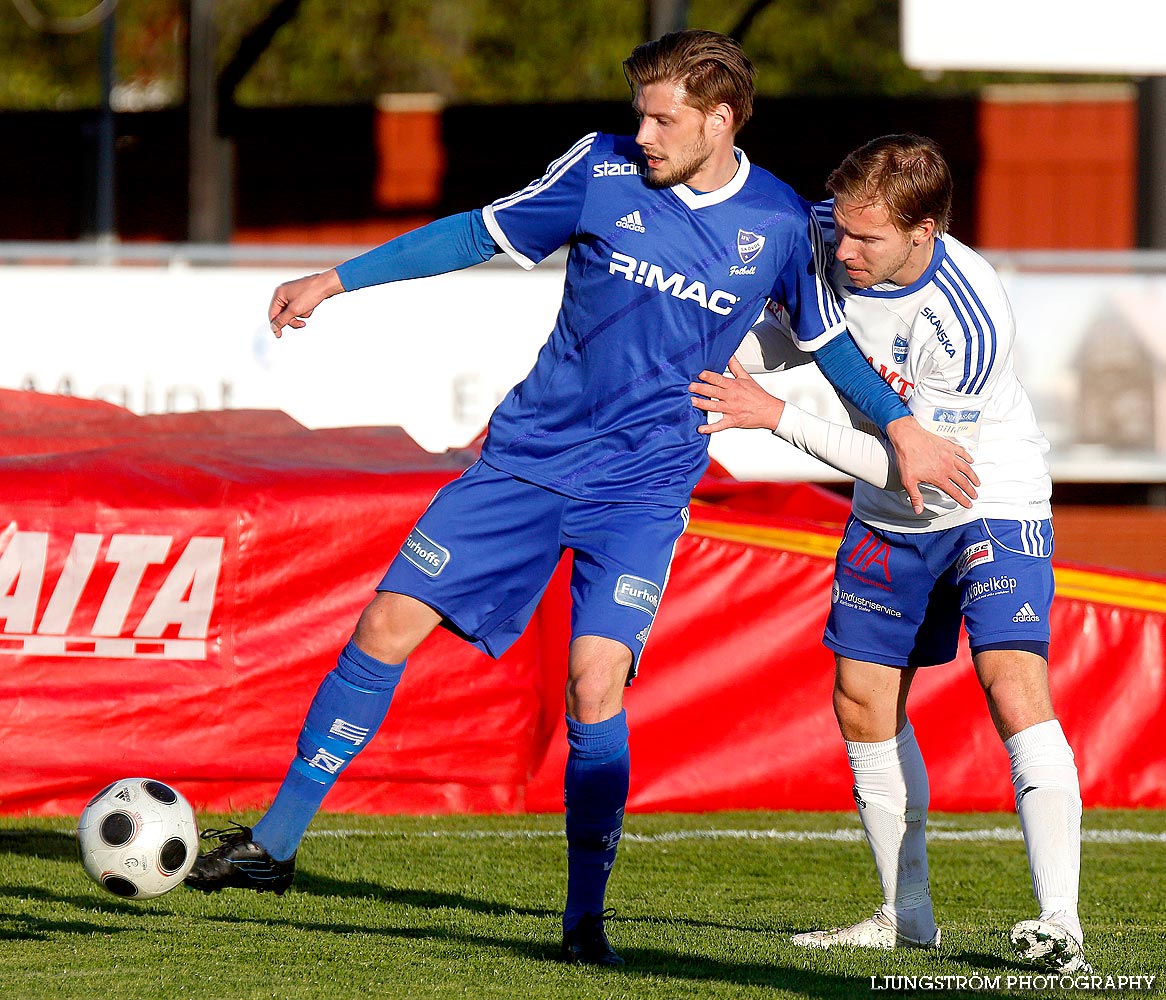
(615, 211), (646, 233)
(1013, 602), (1041, 623)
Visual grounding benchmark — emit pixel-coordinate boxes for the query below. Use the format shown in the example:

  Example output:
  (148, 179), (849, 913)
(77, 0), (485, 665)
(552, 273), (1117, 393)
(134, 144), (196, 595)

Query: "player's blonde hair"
(623, 29), (755, 132)
(827, 134), (953, 235)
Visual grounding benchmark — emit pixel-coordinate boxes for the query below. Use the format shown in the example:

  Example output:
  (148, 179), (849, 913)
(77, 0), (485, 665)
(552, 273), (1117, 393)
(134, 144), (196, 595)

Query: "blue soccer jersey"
(480, 132), (845, 504)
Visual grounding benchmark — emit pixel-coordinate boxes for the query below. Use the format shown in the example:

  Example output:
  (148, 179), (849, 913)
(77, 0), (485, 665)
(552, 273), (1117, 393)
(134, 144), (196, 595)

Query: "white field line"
(305, 826), (1166, 844)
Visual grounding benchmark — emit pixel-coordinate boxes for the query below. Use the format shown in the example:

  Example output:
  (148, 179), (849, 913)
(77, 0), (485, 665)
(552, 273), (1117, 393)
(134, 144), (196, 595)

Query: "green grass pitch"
(2, 810), (1162, 1000)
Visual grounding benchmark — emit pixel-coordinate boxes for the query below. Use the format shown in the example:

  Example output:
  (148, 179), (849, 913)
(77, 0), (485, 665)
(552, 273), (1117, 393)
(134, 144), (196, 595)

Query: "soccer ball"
(76, 777), (200, 900)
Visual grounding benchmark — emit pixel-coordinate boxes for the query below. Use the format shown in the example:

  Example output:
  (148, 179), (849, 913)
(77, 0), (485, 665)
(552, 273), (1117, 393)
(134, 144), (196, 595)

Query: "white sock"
(1005, 719), (1083, 941)
(846, 721), (934, 938)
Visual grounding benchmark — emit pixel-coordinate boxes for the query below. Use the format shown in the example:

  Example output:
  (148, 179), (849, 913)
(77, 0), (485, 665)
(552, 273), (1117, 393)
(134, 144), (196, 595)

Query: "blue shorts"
(378, 460), (688, 673)
(825, 516), (1054, 668)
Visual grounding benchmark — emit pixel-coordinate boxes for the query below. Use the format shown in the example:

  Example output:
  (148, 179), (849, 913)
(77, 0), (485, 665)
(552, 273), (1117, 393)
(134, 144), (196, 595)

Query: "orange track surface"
(1052, 506), (1166, 578)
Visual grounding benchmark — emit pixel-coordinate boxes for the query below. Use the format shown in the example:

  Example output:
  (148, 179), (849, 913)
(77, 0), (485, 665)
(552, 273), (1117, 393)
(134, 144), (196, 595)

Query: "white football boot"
(791, 906), (941, 951)
(1009, 911), (1091, 973)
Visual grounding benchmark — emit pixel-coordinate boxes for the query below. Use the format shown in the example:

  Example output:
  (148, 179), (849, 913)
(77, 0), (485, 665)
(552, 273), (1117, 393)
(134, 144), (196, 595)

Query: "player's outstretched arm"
(267, 210), (502, 338)
(269, 269), (345, 337)
(691, 358), (893, 490)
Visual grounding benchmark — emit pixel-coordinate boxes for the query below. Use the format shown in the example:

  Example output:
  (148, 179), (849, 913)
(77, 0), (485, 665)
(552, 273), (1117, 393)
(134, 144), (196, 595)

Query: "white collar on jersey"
(670, 148), (750, 209)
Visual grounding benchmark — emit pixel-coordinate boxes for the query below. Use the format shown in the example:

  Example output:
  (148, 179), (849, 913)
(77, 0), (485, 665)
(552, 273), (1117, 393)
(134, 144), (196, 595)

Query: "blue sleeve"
(770, 208), (847, 351)
(813, 333), (911, 431)
(335, 210), (500, 291)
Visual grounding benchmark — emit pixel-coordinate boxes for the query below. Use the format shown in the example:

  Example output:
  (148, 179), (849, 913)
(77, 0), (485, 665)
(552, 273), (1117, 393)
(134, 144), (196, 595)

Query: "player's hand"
(689, 356), (785, 433)
(268, 268), (345, 337)
(885, 415), (979, 514)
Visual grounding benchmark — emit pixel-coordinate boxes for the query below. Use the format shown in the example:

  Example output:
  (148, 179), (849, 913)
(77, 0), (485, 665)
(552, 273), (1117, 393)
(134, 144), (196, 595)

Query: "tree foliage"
(0, 0), (1125, 110)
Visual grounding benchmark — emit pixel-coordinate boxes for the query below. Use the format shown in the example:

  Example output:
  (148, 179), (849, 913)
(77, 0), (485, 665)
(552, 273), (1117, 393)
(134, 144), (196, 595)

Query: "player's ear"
(707, 102), (733, 138)
(911, 218), (936, 245)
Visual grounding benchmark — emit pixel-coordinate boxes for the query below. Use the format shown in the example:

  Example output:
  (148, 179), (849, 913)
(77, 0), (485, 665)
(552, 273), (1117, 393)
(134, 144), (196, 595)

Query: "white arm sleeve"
(774, 402), (901, 491)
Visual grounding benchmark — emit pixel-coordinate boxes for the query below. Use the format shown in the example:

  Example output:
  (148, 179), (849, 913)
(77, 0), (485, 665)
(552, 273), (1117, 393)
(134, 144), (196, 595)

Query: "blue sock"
(252, 640), (405, 861)
(562, 710), (630, 932)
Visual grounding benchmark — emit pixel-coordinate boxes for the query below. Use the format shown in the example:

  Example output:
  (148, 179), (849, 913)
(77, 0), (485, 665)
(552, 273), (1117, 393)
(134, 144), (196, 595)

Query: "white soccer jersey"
(747, 204), (1051, 532)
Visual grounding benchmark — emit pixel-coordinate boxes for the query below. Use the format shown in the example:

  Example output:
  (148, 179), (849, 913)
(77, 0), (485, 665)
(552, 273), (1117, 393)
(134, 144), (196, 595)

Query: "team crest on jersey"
(737, 229), (765, 264)
(893, 334), (909, 364)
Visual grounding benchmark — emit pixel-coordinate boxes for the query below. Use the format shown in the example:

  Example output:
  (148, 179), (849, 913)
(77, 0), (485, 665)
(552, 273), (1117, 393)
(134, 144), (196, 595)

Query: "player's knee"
(565, 676), (625, 723)
(832, 687), (859, 730)
(832, 683), (905, 743)
(832, 688), (880, 741)
(981, 679), (1055, 741)
(832, 668), (878, 720)
(352, 592), (437, 664)
(564, 667), (628, 723)
(565, 637), (632, 721)
(975, 651), (1054, 739)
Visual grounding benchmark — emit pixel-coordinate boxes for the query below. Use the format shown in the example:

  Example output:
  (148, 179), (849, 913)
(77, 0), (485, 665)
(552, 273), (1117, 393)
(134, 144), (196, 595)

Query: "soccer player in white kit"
(691, 135), (1088, 973)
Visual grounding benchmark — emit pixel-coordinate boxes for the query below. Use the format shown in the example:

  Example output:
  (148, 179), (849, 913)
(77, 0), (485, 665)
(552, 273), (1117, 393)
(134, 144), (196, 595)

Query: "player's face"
(832, 198), (934, 289)
(633, 81), (716, 189)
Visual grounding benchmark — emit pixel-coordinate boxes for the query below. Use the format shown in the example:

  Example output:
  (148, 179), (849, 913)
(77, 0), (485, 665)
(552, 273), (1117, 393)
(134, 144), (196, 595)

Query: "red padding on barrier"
(0, 390), (1161, 816)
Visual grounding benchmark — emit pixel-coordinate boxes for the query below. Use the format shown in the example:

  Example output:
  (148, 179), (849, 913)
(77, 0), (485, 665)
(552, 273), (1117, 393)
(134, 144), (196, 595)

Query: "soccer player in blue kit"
(187, 34), (976, 965)
(692, 135), (1087, 973)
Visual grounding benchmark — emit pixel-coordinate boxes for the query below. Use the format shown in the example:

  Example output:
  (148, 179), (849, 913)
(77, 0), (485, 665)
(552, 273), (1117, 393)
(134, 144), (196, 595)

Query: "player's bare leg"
(186, 592), (440, 894)
(350, 590), (443, 663)
(791, 657), (940, 950)
(559, 635), (632, 966)
(975, 649), (1088, 972)
(564, 634), (631, 723)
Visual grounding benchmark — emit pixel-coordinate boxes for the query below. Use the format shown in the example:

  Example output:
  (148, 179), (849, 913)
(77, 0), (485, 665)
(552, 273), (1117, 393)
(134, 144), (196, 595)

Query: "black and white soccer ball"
(76, 777), (199, 899)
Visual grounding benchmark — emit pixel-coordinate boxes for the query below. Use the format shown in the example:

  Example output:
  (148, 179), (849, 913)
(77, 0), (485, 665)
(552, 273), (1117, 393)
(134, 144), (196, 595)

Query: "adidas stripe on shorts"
(824, 516), (1054, 667)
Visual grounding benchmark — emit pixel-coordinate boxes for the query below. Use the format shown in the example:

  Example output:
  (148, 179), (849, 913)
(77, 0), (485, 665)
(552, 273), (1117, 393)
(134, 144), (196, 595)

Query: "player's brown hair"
(827, 134), (953, 235)
(623, 29), (755, 132)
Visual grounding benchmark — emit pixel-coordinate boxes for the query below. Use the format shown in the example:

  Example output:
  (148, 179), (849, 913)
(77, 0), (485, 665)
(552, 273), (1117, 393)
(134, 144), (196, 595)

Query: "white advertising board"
(901, 0), (1166, 75)
(3, 256), (1166, 482)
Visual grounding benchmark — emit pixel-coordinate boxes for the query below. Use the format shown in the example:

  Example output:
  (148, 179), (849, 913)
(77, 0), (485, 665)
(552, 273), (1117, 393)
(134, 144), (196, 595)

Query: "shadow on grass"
(0, 828), (79, 862)
(619, 947), (912, 998)
(0, 911), (131, 942)
(945, 947), (1064, 976)
(0, 876), (198, 937)
(0, 884), (150, 941)
(206, 911), (870, 998)
(0, 883), (188, 919)
(291, 868), (558, 918)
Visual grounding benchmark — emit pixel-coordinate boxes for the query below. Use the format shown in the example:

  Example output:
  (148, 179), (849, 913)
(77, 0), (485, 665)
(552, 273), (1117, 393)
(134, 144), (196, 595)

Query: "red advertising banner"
(1, 391), (1162, 817)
